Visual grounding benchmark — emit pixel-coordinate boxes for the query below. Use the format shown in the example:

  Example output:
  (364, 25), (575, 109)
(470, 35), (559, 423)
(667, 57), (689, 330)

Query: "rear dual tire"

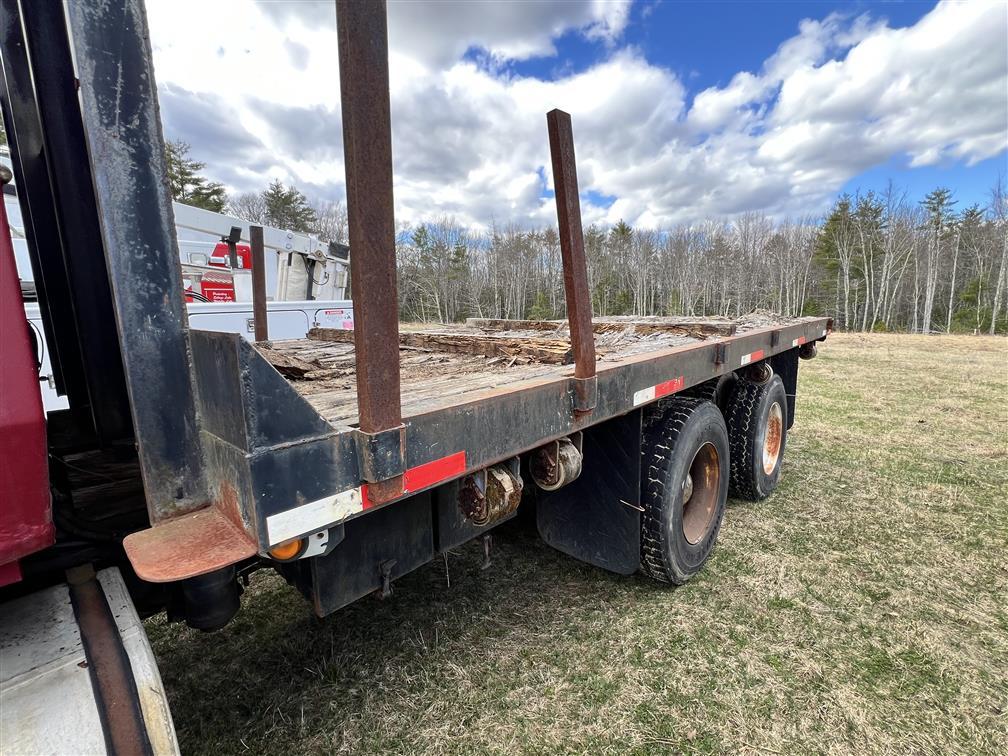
(725, 374), (788, 501)
(639, 398), (729, 584)
(638, 369), (788, 585)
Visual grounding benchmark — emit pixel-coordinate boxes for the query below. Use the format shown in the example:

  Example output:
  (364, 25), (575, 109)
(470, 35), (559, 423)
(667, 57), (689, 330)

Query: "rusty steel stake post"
(335, 0), (402, 435)
(547, 109), (597, 412)
(336, 0), (405, 500)
(547, 109), (596, 381)
(250, 225), (268, 343)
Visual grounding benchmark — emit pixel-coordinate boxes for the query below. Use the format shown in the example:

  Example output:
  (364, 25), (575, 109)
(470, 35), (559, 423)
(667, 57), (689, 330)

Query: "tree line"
(395, 181), (1006, 335)
(168, 141), (1007, 334)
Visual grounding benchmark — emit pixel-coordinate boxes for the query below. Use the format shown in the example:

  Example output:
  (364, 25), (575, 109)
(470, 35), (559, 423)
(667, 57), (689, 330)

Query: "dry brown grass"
(146, 333), (1008, 755)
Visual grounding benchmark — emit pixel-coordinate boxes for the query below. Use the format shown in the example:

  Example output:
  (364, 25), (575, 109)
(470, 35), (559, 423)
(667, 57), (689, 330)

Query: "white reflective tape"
(632, 386), (656, 406)
(266, 487), (362, 545)
(791, 338), (800, 347)
(740, 353), (753, 366)
(821, 328), (827, 337)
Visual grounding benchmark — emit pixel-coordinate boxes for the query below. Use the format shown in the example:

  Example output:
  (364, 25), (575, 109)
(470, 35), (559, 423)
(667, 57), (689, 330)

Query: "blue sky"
(149, 0), (1007, 227)
(509, 2), (933, 86)
(484, 1), (1005, 211)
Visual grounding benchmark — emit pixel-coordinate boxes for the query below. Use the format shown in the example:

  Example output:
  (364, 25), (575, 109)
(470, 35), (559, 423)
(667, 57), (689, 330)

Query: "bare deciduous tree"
(226, 179), (1007, 335)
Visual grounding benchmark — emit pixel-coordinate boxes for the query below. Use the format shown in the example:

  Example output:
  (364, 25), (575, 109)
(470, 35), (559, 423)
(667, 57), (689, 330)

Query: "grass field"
(146, 333), (1008, 755)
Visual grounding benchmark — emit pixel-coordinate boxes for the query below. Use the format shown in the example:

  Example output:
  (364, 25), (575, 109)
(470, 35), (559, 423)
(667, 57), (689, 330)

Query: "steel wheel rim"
(762, 401), (783, 475)
(682, 441), (719, 545)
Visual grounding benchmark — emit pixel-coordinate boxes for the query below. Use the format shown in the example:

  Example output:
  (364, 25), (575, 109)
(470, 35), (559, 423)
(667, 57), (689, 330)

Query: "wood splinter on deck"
(464, 317), (736, 340)
(257, 347), (323, 379)
(308, 327), (575, 365)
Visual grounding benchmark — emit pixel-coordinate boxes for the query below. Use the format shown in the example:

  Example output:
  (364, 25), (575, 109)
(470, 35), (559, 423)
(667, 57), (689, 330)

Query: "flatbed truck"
(0, 1), (829, 752)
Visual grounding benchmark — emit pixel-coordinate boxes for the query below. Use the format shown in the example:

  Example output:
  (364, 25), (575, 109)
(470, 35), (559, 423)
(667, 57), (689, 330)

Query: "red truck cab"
(0, 172), (53, 586)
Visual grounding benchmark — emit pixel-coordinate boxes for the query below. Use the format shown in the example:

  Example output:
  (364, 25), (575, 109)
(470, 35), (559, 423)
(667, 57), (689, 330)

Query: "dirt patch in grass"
(146, 333), (1008, 755)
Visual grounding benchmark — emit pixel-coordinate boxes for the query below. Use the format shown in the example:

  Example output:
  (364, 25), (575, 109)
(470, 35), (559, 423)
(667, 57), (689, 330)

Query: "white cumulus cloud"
(147, 0), (1007, 229)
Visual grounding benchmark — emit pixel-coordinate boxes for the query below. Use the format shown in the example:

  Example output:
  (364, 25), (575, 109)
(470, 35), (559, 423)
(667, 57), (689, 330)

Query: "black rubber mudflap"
(536, 410), (642, 575)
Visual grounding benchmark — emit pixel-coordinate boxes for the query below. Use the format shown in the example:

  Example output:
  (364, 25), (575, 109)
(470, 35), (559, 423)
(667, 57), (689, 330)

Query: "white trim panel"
(632, 386), (657, 406)
(266, 487), (363, 546)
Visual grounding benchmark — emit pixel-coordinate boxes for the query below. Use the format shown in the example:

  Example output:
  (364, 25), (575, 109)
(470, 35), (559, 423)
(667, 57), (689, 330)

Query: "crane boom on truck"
(6, 164), (356, 414)
(172, 200), (350, 305)
(5, 144), (352, 308)
(0, 1), (829, 753)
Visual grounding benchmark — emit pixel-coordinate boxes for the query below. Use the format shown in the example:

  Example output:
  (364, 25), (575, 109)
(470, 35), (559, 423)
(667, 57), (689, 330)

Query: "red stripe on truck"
(362, 450), (468, 509)
(404, 450), (467, 493)
(653, 376), (685, 398)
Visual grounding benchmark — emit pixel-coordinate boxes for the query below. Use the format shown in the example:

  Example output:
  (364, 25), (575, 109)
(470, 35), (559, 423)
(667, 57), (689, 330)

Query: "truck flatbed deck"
(128, 309), (828, 597)
(156, 310), (825, 615)
(264, 313), (818, 429)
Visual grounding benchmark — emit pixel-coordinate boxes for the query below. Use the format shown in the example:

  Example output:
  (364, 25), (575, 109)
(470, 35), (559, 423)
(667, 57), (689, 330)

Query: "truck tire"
(640, 398), (729, 584)
(726, 372), (787, 500)
(679, 373), (737, 414)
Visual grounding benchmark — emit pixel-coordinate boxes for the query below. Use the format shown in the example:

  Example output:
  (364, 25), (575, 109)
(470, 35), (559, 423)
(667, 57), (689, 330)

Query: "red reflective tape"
(796, 336), (806, 346)
(360, 450), (468, 510)
(654, 376), (685, 398)
(750, 349), (765, 362)
(404, 451), (467, 493)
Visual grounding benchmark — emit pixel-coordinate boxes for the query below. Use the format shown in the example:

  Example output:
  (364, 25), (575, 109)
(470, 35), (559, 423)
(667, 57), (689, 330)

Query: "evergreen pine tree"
(262, 179), (317, 232)
(164, 139), (226, 212)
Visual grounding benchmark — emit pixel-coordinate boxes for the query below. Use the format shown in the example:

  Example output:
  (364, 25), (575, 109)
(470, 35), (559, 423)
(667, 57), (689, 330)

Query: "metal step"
(0, 567), (178, 755)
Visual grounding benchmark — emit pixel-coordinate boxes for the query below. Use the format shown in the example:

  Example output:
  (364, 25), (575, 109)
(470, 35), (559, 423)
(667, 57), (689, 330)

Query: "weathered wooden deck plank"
(464, 316), (737, 339)
(308, 327), (574, 364)
(264, 313), (799, 428)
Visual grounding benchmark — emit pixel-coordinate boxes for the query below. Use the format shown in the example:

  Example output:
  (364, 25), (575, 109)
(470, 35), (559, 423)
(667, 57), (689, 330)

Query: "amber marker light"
(268, 538), (305, 561)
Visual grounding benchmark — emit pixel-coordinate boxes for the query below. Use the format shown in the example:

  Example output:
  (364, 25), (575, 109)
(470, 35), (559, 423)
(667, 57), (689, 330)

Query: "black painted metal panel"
(20, 1), (132, 443)
(433, 479), (516, 553)
(192, 330), (336, 452)
(64, 0), (206, 518)
(308, 492), (433, 617)
(240, 338), (334, 448)
(189, 331), (248, 451)
(247, 435), (359, 546)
